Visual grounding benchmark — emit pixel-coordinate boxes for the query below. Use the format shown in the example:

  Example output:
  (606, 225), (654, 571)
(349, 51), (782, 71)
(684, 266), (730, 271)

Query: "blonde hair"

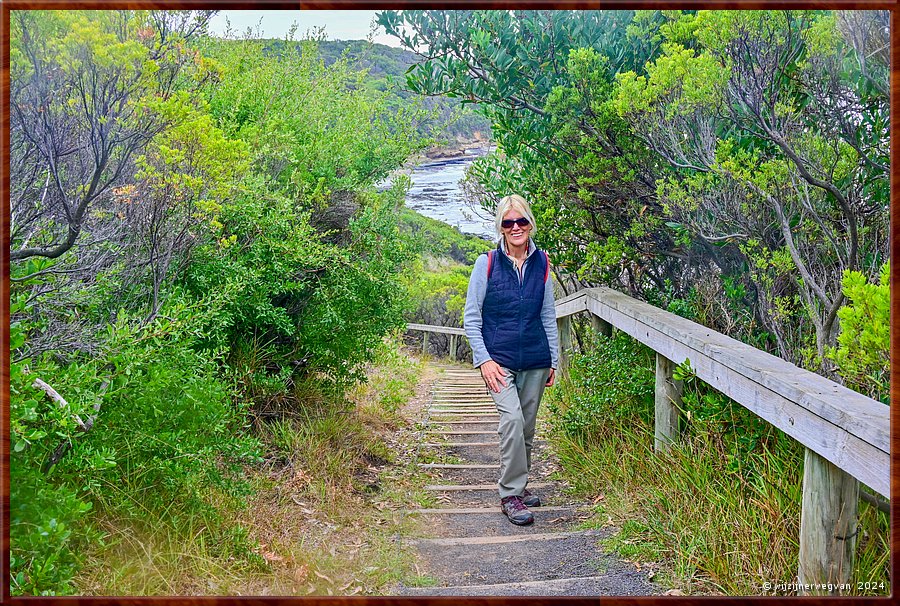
(494, 194), (537, 238)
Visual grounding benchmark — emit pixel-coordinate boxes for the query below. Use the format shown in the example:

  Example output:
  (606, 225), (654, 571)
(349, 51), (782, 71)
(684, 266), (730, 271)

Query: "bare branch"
(32, 378), (89, 432)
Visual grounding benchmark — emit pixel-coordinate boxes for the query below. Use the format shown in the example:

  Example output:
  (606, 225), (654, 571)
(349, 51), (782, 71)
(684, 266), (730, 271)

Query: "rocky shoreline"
(423, 139), (493, 161)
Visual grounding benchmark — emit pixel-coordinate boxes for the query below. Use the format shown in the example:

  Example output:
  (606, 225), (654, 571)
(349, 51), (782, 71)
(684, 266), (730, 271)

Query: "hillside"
(261, 37), (492, 142)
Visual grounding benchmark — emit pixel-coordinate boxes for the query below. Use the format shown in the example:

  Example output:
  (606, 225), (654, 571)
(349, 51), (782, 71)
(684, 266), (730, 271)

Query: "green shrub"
(672, 360), (791, 479)
(10, 296), (262, 595)
(827, 262), (889, 403)
(183, 180), (414, 392)
(546, 331), (655, 438)
(398, 208), (493, 264)
(405, 258), (471, 327)
(10, 466), (94, 596)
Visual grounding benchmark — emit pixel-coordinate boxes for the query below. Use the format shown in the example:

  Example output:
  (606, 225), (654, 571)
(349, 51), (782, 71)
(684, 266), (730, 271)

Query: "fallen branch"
(34, 372), (111, 473)
(860, 487), (890, 515)
(33, 378), (89, 431)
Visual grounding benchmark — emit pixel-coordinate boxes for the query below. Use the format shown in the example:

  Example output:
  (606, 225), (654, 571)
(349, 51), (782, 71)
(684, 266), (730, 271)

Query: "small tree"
(9, 10), (217, 263)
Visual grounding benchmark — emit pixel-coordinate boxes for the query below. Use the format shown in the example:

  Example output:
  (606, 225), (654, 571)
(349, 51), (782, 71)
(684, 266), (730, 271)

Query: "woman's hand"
(545, 368), (555, 387)
(479, 360), (507, 393)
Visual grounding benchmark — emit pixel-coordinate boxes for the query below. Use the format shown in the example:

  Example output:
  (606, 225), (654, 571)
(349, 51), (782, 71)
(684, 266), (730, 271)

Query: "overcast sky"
(207, 10), (402, 47)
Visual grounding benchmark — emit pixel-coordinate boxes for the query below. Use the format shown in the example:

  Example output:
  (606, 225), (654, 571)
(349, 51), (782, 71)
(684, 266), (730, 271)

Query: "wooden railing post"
(422, 331), (429, 355)
(654, 353), (682, 453)
(557, 315), (572, 376)
(449, 334), (458, 362)
(798, 448), (859, 594)
(591, 314), (612, 338)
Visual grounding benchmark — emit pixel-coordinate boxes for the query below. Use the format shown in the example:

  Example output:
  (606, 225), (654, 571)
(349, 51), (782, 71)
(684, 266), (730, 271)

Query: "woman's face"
(502, 208), (532, 249)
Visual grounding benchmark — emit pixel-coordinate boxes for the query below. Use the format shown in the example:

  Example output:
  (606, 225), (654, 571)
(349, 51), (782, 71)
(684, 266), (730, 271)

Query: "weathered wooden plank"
(422, 442), (499, 447)
(426, 431), (497, 435)
(407, 323), (467, 336)
(583, 292), (889, 497)
(798, 448), (859, 593)
(592, 289), (891, 455)
(654, 353), (683, 453)
(427, 421), (497, 425)
(431, 413), (496, 417)
(586, 288), (888, 453)
(418, 463), (499, 469)
(410, 506), (572, 515)
(424, 482), (551, 491)
(433, 394), (488, 398)
(430, 409), (497, 415)
(554, 291), (588, 318)
(557, 315), (573, 374)
(591, 314), (612, 338)
(412, 530), (601, 547)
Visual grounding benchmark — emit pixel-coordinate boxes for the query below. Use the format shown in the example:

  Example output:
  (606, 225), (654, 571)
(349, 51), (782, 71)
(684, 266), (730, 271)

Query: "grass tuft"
(545, 331), (890, 596)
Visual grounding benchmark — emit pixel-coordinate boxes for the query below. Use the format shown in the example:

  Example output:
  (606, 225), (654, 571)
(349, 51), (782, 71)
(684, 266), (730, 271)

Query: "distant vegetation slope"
(264, 38), (492, 143)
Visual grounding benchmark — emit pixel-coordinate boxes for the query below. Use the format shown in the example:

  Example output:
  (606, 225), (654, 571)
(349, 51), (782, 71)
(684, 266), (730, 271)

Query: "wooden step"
(410, 529), (601, 547)
(398, 575), (629, 596)
(418, 463), (499, 469)
(431, 412), (499, 417)
(422, 442), (498, 447)
(428, 420), (498, 425)
(430, 409), (496, 414)
(424, 482), (552, 491)
(432, 394), (492, 397)
(410, 506), (573, 515)
(426, 430), (496, 435)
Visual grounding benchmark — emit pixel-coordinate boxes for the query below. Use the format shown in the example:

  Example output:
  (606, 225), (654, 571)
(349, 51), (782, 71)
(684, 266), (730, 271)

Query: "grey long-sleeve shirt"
(463, 238), (559, 369)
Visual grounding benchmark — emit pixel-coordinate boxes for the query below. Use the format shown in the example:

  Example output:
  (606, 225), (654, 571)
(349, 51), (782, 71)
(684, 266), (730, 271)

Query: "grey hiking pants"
(490, 366), (551, 499)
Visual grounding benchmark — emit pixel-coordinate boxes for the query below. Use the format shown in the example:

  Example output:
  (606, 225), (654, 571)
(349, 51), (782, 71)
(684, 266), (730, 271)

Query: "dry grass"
(548, 413), (890, 596)
(77, 344), (437, 596)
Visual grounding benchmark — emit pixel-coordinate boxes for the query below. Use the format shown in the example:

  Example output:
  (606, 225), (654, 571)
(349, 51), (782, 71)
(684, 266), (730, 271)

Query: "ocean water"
(387, 150), (496, 241)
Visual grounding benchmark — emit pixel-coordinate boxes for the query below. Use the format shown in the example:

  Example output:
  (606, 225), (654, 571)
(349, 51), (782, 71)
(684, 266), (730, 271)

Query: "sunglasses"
(501, 218), (531, 229)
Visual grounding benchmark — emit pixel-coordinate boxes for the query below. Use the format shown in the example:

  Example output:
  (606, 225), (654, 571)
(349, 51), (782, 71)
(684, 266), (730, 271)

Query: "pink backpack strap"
(487, 250), (494, 278)
(543, 251), (550, 282)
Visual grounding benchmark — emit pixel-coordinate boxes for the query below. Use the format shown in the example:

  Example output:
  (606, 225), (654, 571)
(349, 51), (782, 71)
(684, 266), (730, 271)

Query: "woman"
(463, 194), (559, 526)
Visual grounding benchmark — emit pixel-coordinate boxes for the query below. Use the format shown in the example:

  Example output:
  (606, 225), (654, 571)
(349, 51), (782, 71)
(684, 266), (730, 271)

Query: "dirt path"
(389, 361), (663, 596)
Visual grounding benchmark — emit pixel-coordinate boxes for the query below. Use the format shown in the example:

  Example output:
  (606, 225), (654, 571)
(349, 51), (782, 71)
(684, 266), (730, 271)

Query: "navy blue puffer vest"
(482, 245), (552, 370)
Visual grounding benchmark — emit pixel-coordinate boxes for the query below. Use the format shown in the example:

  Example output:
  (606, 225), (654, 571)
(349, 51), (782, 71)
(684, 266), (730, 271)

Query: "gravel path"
(389, 362), (663, 596)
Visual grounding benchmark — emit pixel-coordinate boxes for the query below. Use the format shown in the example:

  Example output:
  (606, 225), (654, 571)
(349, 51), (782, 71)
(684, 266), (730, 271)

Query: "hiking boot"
(522, 488), (541, 508)
(500, 495), (534, 526)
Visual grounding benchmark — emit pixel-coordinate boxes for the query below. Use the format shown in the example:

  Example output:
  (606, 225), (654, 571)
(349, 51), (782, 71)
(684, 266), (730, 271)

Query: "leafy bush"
(546, 331), (655, 438)
(184, 181), (414, 392)
(672, 360), (788, 478)
(827, 262), (889, 403)
(10, 465), (94, 596)
(405, 259), (471, 327)
(200, 36), (427, 196)
(10, 296), (262, 596)
(398, 208), (493, 264)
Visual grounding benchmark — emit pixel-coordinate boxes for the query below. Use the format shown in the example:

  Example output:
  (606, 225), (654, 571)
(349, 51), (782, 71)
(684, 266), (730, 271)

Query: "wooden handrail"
(553, 286), (889, 593)
(554, 287), (889, 496)
(406, 323), (465, 362)
(407, 323), (466, 336)
(408, 288), (887, 591)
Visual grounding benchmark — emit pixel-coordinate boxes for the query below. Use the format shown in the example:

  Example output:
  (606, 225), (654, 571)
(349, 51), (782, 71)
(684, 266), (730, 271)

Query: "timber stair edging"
(395, 362), (660, 597)
(408, 505), (577, 515)
(397, 575), (621, 596)
(409, 529), (603, 547)
(424, 482), (553, 491)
